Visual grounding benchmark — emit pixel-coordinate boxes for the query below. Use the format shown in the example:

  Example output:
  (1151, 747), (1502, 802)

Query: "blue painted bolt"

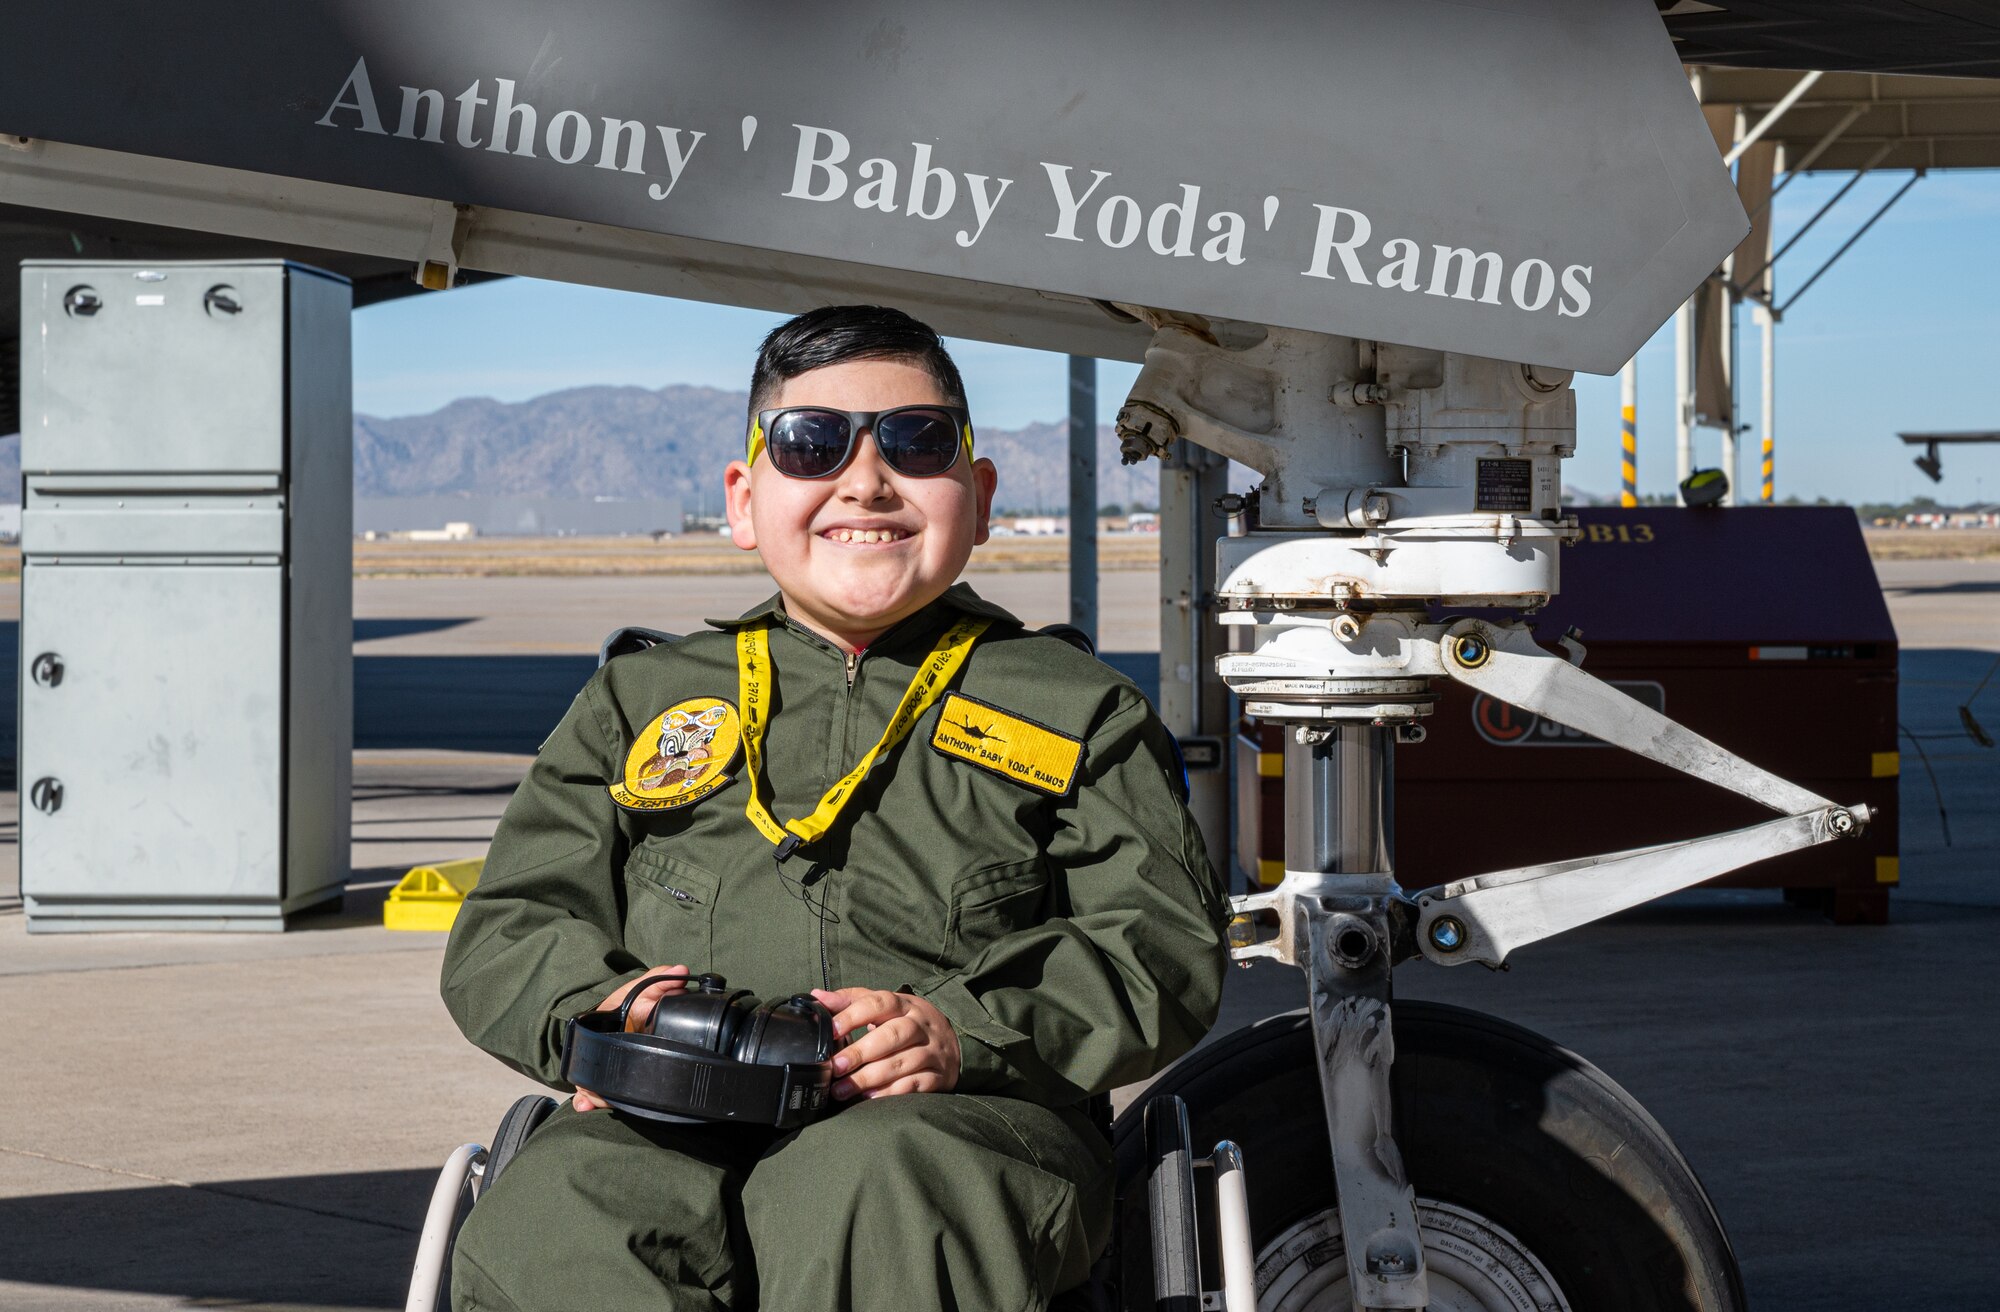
(1429, 916), (1466, 952)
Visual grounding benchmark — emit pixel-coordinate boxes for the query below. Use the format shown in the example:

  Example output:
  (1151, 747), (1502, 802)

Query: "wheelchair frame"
(407, 1089), (1256, 1312)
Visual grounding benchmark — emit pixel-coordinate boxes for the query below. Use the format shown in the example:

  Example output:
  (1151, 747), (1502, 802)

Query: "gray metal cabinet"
(21, 564), (284, 900)
(18, 261), (352, 931)
(23, 269), (287, 475)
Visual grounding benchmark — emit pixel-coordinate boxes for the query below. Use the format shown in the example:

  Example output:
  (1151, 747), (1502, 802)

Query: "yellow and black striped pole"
(1757, 304), (1776, 503)
(1619, 360), (1638, 508)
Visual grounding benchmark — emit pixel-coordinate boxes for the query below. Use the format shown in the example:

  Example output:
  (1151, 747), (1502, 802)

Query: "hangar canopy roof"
(1693, 65), (2000, 172)
(1662, 1), (2000, 79)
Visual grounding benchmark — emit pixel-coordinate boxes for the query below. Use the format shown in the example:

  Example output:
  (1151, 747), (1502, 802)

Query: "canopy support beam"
(1780, 170), (1923, 315)
(1735, 139), (1896, 293)
(1724, 70), (1823, 167)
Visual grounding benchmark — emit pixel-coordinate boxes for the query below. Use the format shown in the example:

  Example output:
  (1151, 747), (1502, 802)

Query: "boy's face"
(723, 357), (997, 648)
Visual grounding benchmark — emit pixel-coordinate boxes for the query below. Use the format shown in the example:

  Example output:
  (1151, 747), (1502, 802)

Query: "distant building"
(405, 521), (478, 542)
(355, 496), (684, 537)
(1905, 505), (1999, 529)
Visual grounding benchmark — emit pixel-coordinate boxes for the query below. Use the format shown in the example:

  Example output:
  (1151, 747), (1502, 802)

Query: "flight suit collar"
(703, 583), (1022, 654)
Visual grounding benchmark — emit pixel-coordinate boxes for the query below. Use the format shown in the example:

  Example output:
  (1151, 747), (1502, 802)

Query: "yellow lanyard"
(736, 614), (988, 860)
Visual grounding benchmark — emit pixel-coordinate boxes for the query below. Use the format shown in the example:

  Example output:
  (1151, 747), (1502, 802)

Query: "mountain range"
(0, 383), (1161, 514)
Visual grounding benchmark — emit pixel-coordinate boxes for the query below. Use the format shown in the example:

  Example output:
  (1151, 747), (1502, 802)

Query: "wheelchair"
(405, 1085), (1254, 1312)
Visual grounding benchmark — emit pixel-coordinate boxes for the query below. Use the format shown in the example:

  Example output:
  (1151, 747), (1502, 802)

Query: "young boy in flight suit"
(441, 305), (1229, 1311)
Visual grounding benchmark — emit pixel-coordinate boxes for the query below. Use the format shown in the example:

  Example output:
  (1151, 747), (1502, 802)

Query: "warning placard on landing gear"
(1472, 682), (1665, 746)
(1475, 459), (1534, 512)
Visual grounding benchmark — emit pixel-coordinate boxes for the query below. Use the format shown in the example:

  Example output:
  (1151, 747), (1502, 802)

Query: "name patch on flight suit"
(609, 696), (742, 812)
(930, 693), (1083, 797)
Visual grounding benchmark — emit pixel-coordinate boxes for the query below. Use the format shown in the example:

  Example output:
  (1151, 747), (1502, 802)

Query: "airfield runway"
(0, 555), (1995, 1309)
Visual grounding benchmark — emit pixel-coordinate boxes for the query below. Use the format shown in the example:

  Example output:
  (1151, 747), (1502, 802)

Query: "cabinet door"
(20, 563), (283, 901)
(22, 264), (286, 475)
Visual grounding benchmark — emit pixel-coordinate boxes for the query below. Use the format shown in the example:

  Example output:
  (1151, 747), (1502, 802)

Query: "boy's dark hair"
(748, 305), (967, 420)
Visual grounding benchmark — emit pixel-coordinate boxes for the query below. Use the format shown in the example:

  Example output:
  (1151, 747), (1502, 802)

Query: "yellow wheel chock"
(384, 858), (486, 932)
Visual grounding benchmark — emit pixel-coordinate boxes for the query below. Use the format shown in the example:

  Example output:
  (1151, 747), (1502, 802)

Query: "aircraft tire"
(1113, 1002), (1746, 1311)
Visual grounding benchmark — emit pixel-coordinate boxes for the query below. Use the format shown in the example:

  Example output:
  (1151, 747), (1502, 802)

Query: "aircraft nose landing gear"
(1107, 318), (1858, 1310)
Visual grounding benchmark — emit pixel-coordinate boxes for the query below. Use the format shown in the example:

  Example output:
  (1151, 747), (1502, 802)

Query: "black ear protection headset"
(561, 973), (842, 1127)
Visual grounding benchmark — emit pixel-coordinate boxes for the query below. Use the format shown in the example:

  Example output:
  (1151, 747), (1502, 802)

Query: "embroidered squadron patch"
(609, 697), (743, 812)
(930, 693), (1083, 797)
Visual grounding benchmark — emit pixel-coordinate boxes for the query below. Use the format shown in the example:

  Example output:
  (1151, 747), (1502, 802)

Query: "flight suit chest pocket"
(622, 843), (721, 971)
(937, 856), (1049, 969)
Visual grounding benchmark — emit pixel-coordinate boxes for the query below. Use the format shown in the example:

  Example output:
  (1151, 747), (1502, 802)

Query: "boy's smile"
(724, 358), (997, 652)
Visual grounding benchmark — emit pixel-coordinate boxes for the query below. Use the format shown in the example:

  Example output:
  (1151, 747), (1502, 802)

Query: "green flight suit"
(441, 584), (1229, 1311)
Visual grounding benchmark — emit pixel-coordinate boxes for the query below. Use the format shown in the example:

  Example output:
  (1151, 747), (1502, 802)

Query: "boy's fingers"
(833, 1047), (929, 1098)
(629, 987), (668, 1029)
(810, 988), (856, 1014)
(644, 967), (690, 988)
(573, 1087), (605, 1112)
(831, 1015), (919, 1074)
(864, 1047), (926, 1084)
(831, 989), (894, 1031)
(644, 966), (691, 998)
(597, 966), (689, 1018)
(624, 971), (693, 1031)
(828, 989), (901, 1039)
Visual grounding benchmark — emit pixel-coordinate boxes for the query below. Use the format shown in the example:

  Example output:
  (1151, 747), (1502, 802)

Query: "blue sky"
(354, 170), (2000, 508)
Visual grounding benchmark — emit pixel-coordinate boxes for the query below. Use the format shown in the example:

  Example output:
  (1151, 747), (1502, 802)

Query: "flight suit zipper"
(817, 873), (832, 991)
(821, 645), (859, 988)
(776, 620), (854, 991)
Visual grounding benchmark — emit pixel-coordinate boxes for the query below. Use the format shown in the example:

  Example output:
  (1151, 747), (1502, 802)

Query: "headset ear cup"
(713, 989), (760, 1057)
(740, 999), (776, 1063)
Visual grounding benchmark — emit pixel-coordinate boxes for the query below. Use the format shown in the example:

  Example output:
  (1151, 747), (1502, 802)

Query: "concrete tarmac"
(1, 558), (1995, 1309)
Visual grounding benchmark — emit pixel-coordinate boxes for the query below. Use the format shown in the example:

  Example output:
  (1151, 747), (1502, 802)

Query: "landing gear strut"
(1107, 317), (1858, 1310)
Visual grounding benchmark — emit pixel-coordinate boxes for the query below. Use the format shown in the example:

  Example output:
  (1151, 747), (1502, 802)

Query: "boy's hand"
(573, 965), (691, 1112)
(813, 987), (960, 1100)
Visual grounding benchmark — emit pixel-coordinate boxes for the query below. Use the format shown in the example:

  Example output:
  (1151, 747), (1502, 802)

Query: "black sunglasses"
(750, 405), (973, 480)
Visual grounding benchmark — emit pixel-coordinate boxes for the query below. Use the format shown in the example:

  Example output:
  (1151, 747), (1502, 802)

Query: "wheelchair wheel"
(409, 1098), (559, 1312)
(483, 1094), (560, 1195)
(1143, 1096), (1202, 1312)
(1115, 1002), (1745, 1312)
